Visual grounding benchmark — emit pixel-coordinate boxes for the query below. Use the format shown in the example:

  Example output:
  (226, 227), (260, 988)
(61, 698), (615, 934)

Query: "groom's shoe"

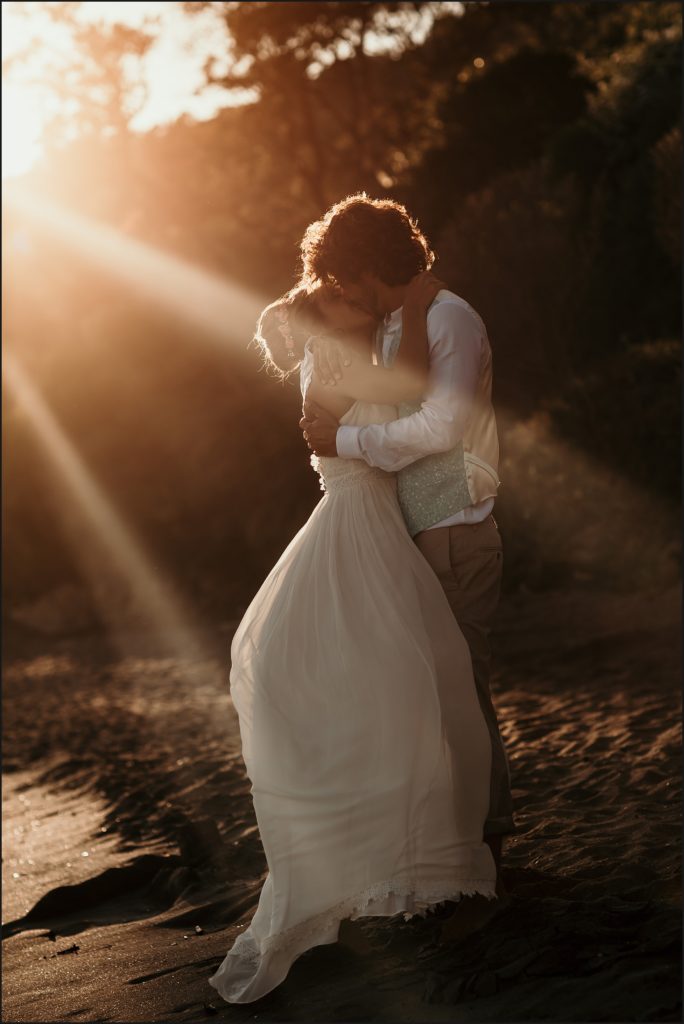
(485, 832), (503, 871)
(438, 892), (500, 944)
(337, 917), (375, 955)
(430, 900), (459, 921)
(437, 834), (511, 944)
(485, 832), (510, 900)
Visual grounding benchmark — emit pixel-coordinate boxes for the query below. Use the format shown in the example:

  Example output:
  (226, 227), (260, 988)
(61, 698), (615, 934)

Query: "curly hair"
(300, 193), (435, 288)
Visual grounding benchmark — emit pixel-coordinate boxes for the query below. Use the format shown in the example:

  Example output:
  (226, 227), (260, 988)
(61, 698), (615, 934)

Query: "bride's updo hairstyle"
(253, 283), (335, 380)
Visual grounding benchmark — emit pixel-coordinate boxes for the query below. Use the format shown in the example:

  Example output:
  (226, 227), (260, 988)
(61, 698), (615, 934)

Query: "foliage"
(548, 339), (681, 504)
(5, 1), (153, 146)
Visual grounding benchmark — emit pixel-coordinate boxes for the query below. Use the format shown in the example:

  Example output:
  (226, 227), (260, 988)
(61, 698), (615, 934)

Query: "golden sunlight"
(4, 348), (209, 661)
(1, 1), (241, 179)
(2, 2), (681, 1018)
(1, 1), (81, 178)
(6, 185), (267, 352)
(1, 1), (59, 178)
(2, 82), (44, 179)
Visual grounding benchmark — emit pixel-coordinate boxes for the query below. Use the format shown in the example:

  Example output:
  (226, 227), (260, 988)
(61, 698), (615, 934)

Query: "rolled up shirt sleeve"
(335, 301), (483, 472)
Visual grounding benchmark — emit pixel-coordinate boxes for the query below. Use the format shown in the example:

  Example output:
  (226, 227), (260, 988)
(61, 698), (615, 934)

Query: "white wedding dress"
(208, 350), (496, 1004)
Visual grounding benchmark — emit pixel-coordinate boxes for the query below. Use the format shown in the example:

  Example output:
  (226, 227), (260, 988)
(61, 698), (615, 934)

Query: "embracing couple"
(209, 194), (516, 1005)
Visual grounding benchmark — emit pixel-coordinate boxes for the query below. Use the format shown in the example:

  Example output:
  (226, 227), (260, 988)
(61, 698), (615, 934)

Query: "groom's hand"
(311, 336), (351, 386)
(299, 400), (339, 457)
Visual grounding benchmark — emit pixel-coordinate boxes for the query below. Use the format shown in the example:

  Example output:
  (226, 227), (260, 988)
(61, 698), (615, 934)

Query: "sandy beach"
(2, 584), (681, 1023)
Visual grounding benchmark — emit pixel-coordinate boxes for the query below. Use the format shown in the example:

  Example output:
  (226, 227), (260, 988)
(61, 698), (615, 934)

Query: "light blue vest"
(381, 315), (474, 537)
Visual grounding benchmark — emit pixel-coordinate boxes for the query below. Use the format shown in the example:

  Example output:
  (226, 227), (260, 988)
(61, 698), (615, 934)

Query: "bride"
(208, 273), (497, 1004)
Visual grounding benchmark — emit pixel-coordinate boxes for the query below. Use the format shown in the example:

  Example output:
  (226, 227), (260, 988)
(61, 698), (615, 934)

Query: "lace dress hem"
(208, 875), (497, 1002)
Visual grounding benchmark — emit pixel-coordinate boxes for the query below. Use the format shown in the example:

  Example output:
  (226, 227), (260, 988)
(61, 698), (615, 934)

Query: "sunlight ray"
(5, 185), (268, 353)
(4, 348), (212, 663)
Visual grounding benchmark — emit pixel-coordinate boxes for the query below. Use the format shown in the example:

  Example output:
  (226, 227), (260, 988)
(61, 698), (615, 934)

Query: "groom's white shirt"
(336, 291), (495, 530)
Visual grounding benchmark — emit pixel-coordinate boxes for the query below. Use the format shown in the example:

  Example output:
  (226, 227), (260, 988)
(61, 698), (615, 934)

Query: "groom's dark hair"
(301, 193), (435, 287)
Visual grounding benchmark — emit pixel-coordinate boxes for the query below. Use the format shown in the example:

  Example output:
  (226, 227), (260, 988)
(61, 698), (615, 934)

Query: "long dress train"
(208, 350), (497, 1003)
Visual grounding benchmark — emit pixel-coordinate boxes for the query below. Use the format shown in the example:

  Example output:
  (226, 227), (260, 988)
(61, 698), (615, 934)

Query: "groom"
(298, 194), (515, 905)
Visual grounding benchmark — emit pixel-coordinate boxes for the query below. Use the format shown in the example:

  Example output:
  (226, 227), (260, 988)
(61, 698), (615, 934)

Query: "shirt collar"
(384, 304), (403, 327)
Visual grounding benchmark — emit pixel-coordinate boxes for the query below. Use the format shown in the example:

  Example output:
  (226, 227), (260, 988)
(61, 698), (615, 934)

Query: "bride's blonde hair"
(253, 282), (333, 380)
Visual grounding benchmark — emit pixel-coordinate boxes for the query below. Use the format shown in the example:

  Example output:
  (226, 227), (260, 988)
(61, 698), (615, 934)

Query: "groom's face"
(336, 274), (381, 320)
(317, 293), (376, 336)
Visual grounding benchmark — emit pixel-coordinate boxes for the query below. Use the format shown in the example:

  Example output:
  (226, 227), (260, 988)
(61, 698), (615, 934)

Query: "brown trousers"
(414, 515), (515, 837)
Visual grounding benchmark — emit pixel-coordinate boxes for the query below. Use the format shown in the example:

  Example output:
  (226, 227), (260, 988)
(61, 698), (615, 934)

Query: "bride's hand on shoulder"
(404, 270), (446, 315)
(310, 334), (352, 387)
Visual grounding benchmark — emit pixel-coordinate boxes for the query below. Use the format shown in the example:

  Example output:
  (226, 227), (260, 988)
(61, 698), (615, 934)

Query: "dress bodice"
(300, 347), (397, 494)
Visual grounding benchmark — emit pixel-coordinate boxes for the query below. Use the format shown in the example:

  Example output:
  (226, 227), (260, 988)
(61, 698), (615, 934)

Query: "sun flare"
(1, 0), (76, 179)
(1, 1), (245, 180)
(2, 83), (47, 179)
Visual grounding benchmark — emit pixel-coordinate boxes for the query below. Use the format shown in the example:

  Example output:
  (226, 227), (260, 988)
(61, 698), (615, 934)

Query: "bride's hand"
(299, 400), (339, 456)
(404, 270), (446, 314)
(310, 334), (351, 386)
